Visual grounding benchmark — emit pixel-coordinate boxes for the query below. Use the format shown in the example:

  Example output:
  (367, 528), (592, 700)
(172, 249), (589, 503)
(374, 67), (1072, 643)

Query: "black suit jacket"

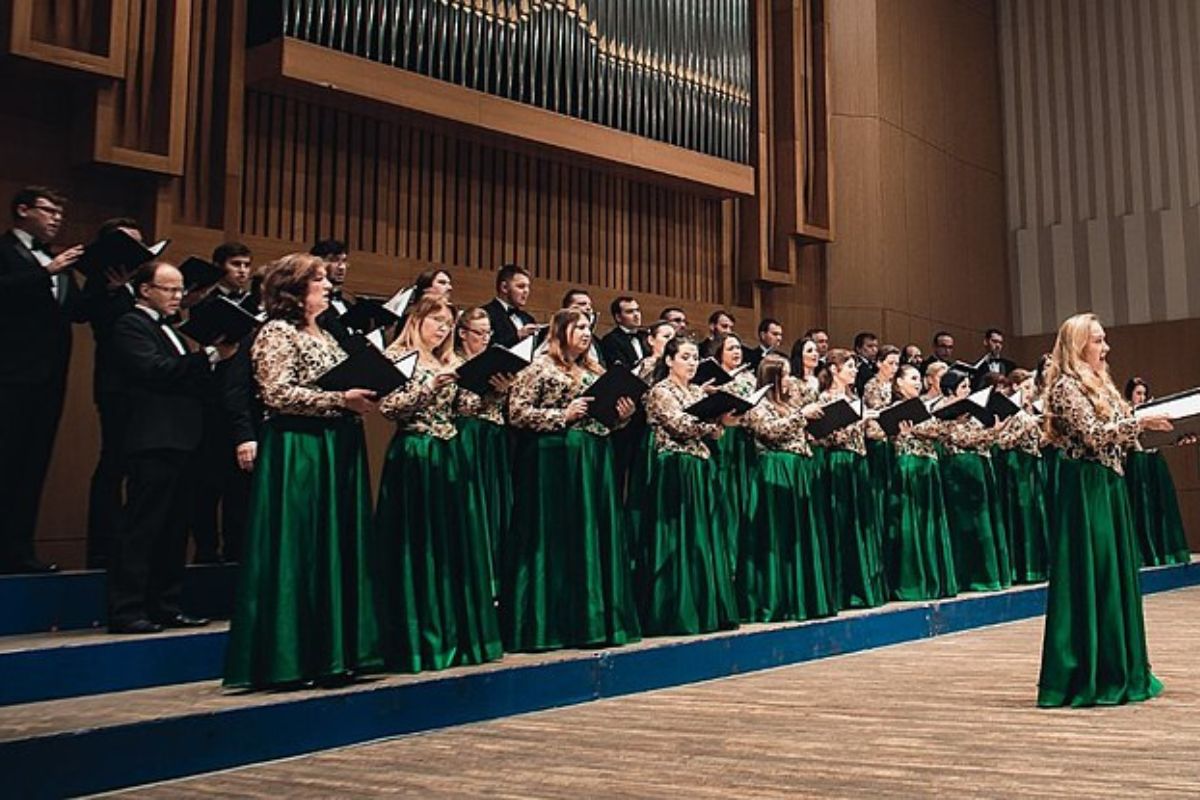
(482, 298), (535, 348)
(84, 277), (137, 401)
(111, 309), (212, 455)
(0, 231), (85, 385)
(600, 328), (647, 370)
(853, 354), (877, 397)
(742, 345), (774, 373)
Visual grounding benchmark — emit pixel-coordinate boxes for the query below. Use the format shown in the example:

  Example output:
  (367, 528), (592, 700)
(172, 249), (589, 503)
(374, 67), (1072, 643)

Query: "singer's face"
(878, 353), (900, 381)
(1130, 383), (1148, 407)
(668, 342), (700, 382)
(566, 318), (591, 355)
(142, 264), (185, 317)
(720, 337), (743, 370)
(419, 309), (455, 350)
(18, 196), (65, 242)
(325, 253), (348, 285)
(896, 367), (921, 399)
(306, 269), (332, 318)
(615, 300), (642, 328)
(222, 255), (252, 290)
(428, 271), (453, 297)
(802, 341), (819, 371)
(503, 274), (531, 308)
(648, 325), (674, 357)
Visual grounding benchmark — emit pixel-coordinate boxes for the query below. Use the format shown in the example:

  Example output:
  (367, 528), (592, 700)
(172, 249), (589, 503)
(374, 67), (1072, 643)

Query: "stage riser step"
(1, 565), (1193, 707)
(0, 564), (237, 636)
(6, 562), (1199, 800)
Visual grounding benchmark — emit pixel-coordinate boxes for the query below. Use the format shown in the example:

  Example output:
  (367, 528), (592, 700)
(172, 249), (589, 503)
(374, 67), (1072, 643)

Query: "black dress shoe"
(109, 619), (164, 634)
(154, 614), (210, 629)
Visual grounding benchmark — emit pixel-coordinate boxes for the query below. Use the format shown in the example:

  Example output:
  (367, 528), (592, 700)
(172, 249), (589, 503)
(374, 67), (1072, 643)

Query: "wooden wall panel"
(236, 91), (727, 304)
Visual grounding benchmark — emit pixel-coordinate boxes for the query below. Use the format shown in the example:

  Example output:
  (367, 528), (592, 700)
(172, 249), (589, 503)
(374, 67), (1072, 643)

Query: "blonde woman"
(376, 296), (501, 672)
(1038, 313), (1172, 708)
(504, 308), (640, 651)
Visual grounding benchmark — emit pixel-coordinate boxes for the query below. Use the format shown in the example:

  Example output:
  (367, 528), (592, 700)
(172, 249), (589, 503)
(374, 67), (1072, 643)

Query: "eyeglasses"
(150, 284), (185, 296)
(462, 327), (492, 338)
(29, 204), (64, 219)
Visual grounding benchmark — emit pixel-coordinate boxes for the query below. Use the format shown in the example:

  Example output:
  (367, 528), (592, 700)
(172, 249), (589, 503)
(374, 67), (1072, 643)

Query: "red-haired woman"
(504, 309), (640, 651)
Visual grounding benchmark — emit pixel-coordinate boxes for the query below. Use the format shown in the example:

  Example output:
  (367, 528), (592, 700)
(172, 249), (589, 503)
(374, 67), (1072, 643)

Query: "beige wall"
(999, 0), (1200, 336)
(826, 0), (1011, 352)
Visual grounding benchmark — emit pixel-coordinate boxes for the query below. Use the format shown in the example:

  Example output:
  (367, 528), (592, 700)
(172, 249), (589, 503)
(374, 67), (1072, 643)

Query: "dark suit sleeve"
(222, 329), (259, 445)
(0, 243), (55, 305)
(599, 332), (628, 369)
(113, 313), (212, 390)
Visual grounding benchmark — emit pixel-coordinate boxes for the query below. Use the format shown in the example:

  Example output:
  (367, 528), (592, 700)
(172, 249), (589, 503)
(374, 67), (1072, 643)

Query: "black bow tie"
(29, 239), (50, 255)
(159, 313), (182, 327)
(329, 289), (343, 300)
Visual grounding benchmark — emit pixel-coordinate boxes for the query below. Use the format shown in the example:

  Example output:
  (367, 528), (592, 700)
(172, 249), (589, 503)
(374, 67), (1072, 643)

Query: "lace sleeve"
(1051, 377), (1139, 452)
(745, 403), (807, 446)
(507, 360), (570, 432)
(645, 383), (721, 441)
(252, 322), (346, 416)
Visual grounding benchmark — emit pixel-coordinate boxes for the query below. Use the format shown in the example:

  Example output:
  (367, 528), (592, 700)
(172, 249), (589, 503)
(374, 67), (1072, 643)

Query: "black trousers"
(189, 409), (251, 562)
(0, 378), (66, 569)
(86, 392), (130, 570)
(109, 448), (193, 626)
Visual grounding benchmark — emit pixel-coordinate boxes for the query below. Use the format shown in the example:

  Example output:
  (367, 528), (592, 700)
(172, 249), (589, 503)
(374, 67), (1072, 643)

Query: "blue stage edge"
(6, 560), (1199, 799)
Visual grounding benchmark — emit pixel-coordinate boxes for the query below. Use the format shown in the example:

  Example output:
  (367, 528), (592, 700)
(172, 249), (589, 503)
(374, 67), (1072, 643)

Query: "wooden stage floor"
(113, 586), (1200, 799)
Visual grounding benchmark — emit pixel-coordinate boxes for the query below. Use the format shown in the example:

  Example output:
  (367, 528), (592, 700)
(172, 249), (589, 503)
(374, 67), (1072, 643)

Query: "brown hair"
(817, 348), (855, 392)
(262, 253), (326, 324)
(757, 353), (791, 405)
(547, 308), (602, 374)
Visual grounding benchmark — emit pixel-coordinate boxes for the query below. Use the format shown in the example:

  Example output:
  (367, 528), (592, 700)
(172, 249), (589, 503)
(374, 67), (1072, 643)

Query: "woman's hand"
(801, 402), (824, 420)
(488, 372), (516, 393)
(564, 396), (593, 422)
(615, 396), (636, 421)
(1139, 414), (1174, 433)
(343, 388), (378, 415)
(235, 441), (257, 472)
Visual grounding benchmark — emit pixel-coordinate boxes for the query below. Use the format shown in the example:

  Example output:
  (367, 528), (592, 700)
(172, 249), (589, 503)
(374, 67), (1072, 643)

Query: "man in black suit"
(974, 327), (1017, 389)
(0, 187), (86, 574)
(482, 263), (538, 348)
(743, 318), (783, 373)
(920, 331), (955, 374)
(601, 296), (647, 369)
(83, 217), (146, 569)
(108, 261), (235, 633)
(189, 242), (255, 563)
(852, 331), (879, 397)
(698, 310), (735, 358)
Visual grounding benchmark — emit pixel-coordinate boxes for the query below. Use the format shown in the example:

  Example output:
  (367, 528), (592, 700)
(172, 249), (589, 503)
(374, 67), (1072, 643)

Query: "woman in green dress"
(453, 307), (517, 596)
(1038, 313), (1172, 707)
(884, 365), (957, 600)
(1122, 378), (1192, 566)
(503, 309), (641, 651)
(935, 370), (1011, 592)
(993, 370), (1050, 583)
(706, 332), (758, 576)
(863, 346), (900, 541)
(224, 254), (385, 690)
(742, 354), (835, 621)
(627, 321), (677, 572)
(813, 349), (887, 609)
(376, 296), (502, 673)
(639, 338), (740, 634)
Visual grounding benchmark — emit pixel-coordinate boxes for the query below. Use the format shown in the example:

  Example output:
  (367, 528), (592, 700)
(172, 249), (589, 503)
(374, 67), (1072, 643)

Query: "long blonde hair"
(547, 308), (602, 375)
(1042, 312), (1123, 424)
(394, 295), (457, 365)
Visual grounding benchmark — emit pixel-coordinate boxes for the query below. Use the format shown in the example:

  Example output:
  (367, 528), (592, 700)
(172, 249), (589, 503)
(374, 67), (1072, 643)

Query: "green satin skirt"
(824, 449), (887, 609)
(376, 431), (502, 673)
(1125, 450), (1191, 567)
(624, 428), (657, 581)
(741, 451), (836, 622)
(638, 450), (739, 635)
(1038, 457), (1163, 707)
(454, 416), (513, 595)
(503, 430), (641, 651)
(224, 417), (384, 690)
(710, 427), (757, 575)
(995, 449), (1050, 583)
(887, 455), (958, 601)
(942, 452), (1012, 591)
(866, 438), (893, 527)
